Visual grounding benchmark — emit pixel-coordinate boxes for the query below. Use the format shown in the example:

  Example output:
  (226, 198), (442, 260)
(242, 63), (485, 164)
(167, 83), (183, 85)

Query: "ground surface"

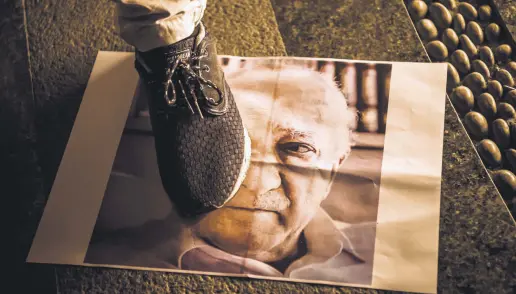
(2, 0), (516, 293)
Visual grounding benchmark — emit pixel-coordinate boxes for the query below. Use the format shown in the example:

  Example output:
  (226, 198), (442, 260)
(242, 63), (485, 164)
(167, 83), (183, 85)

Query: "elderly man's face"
(193, 69), (350, 262)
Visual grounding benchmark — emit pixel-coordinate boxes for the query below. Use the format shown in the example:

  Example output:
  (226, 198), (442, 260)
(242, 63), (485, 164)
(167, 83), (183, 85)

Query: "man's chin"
(194, 206), (287, 261)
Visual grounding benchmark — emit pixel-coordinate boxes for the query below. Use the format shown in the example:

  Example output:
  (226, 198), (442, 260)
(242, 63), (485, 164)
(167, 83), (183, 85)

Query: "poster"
(28, 52), (447, 293)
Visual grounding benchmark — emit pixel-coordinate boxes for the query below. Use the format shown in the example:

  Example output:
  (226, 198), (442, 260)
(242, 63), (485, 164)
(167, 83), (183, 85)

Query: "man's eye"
(280, 142), (316, 154)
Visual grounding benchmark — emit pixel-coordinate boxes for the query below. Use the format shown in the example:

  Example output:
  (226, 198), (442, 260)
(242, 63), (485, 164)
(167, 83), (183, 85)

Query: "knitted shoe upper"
(135, 25), (247, 217)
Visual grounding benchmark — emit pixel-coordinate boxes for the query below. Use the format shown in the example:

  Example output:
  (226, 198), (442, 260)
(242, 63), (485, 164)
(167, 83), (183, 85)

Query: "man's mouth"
(223, 206), (278, 213)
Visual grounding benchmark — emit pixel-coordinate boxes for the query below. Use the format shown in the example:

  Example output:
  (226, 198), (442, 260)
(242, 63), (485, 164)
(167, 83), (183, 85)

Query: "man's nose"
(242, 161), (281, 194)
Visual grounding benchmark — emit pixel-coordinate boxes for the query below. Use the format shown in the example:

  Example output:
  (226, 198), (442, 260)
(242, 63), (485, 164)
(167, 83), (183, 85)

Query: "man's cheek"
(281, 170), (328, 208)
(282, 155), (335, 178)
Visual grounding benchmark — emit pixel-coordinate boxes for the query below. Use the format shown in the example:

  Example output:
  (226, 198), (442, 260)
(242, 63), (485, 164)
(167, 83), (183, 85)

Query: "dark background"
(3, 0), (516, 293)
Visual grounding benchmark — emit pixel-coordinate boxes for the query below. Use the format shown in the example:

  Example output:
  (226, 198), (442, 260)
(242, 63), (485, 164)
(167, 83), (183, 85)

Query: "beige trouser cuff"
(115, 0), (207, 52)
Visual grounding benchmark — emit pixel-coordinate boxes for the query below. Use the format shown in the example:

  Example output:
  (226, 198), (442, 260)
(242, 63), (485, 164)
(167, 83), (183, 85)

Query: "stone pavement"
(3, 0), (515, 293)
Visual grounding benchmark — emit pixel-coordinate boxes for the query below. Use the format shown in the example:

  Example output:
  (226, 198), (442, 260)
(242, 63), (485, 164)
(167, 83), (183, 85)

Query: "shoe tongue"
(164, 24), (202, 59)
(136, 26), (202, 76)
(163, 37), (195, 61)
(135, 38), (194, 76)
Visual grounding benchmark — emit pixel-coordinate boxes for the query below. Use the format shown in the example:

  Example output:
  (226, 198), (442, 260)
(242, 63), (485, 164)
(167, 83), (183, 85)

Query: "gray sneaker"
(134, 23), (250, 217)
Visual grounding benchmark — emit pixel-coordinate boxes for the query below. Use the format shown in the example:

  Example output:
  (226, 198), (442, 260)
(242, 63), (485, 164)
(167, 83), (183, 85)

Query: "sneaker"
(134, 23), (251, 217)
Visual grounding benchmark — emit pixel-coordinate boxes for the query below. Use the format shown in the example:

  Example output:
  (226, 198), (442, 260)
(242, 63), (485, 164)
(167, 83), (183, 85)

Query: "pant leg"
(114, 0), (207, 52)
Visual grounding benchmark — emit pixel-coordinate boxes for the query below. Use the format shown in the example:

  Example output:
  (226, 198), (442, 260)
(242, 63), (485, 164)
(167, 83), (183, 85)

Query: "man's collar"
(284, 207), (370, 276)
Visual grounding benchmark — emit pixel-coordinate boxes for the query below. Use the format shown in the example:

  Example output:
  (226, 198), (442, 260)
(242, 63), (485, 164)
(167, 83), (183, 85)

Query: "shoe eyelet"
(206, 97), (217, 105)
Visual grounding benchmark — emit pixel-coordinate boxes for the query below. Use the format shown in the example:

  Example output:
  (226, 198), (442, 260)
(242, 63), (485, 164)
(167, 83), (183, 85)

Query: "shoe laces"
(163, 51), (223, 119)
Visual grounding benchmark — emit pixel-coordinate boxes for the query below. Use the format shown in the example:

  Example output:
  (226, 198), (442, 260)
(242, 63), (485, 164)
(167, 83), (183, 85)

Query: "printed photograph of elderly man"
(84, 57), (392, 286)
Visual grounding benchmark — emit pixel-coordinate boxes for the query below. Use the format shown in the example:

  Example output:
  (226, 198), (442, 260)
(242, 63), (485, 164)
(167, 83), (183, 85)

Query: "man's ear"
(330, 154), (348, 181)
(325, 158), (346, 197)
(327, 155), (347, 193)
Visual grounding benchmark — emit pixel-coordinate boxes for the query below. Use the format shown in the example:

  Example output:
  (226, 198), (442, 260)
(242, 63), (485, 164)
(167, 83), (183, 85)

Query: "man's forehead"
(228, 68), (349, 134)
